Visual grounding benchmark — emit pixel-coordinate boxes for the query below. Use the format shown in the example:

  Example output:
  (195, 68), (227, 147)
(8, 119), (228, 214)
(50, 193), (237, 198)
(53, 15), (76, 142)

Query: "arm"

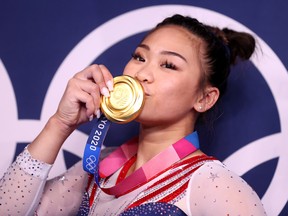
(0, 148), (88, 216)
(36, 160), (88, 215)
(0, 148), (52, 215)
(28, 64), (114, 164)
(187, 161), (267, 216)
(0, 64), (114, 215)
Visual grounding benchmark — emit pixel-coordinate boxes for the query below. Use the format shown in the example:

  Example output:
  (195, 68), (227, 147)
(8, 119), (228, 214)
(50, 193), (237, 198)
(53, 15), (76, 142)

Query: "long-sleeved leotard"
(0, 147), (266, 216)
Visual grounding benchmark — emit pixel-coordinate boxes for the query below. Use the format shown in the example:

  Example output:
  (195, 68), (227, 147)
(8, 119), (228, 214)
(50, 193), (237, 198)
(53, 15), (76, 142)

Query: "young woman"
(0, 14), (266, 215)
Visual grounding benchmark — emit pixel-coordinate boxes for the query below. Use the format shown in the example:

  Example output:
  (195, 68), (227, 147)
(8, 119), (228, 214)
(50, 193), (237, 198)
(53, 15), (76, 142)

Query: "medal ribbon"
(83, 114), (200, 197)
(83, 115), (110, 185)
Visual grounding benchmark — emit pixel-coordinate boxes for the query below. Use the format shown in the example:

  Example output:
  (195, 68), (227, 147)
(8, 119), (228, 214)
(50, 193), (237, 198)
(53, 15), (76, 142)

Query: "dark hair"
(152, 14), (256, 97)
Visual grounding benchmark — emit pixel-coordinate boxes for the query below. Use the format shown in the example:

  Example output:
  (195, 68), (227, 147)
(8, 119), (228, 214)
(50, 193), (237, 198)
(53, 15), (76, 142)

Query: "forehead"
(142, 25), (202, 58)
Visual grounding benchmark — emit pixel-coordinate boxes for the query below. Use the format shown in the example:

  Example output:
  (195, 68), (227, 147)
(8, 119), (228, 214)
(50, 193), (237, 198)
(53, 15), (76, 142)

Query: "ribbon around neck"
(83, 114), (200, 197)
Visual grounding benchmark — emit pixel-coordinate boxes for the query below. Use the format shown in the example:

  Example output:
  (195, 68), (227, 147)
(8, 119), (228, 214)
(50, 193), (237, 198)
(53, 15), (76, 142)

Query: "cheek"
(159, 80), (198, 107)
(162, 79), (195, 96)
(122, 61), (135, 76)
(156, 84), (182, 106)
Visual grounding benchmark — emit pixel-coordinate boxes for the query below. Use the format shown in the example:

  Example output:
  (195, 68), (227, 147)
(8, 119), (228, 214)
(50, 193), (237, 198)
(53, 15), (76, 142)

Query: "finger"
(89, 64), (113, 96)
(70, 77), (101, 116)
(66, 77), (100, 119)
(57, 88), (94, 125)
(77, 79), (101, 116)
(74, 87), (99, 119)
(99, 64), (114, 91)
(75, 64), (113, 97)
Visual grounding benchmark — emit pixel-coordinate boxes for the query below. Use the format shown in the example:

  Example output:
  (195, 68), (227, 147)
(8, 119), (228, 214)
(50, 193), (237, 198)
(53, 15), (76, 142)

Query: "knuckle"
(90, 84), (99, 92)
(99, 64), (106, 70)
(87, 96), (94, 104)
(73, 71), (81, 78)
(90, 64), (100, 71)
(67, 77), (76, 86)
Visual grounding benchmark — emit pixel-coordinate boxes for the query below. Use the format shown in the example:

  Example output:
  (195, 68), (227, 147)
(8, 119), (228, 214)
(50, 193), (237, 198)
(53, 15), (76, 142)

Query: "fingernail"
(106, 80), (114, 91)
(95, 109), (101, 119)
(101, 87), (110, 97)
(89, 115), (94, 122)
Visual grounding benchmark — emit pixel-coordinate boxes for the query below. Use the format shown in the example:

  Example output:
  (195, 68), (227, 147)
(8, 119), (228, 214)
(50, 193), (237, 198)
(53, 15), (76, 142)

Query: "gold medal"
(100, 75), (145, 124)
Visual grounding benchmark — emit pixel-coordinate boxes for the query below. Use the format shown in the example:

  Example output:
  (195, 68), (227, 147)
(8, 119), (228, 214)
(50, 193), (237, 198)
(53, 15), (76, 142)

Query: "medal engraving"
(100, 75), (145, 124)
(109, 85), (131, 109)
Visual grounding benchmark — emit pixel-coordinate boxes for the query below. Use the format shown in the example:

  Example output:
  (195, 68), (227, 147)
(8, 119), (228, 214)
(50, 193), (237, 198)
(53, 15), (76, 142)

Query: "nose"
(135, 68), (153, 83)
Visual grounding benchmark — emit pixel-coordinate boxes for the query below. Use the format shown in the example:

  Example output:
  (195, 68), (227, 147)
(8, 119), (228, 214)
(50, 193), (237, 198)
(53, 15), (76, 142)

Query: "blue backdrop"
(0, 1), (287, 215)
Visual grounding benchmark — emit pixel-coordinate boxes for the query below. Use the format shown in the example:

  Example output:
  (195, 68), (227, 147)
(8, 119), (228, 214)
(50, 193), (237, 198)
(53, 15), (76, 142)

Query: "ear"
(194, 86), (220, 113)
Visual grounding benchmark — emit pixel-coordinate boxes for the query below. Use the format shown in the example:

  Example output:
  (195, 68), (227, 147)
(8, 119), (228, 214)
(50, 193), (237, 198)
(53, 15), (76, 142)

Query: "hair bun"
(222, 28), (256, 64)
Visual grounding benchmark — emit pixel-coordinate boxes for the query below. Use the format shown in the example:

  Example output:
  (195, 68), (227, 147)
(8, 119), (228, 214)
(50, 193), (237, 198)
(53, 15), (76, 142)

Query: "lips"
(140, 84), (150, 96)
(144, 92), (150, 96)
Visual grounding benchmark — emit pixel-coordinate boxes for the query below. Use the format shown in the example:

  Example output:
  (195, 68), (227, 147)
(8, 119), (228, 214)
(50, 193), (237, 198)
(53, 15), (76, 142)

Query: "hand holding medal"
(83, 75), (145, 182)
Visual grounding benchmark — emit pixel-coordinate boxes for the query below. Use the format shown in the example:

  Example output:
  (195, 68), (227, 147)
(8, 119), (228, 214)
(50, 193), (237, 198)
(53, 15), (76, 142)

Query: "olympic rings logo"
(85, 155), (97, 172)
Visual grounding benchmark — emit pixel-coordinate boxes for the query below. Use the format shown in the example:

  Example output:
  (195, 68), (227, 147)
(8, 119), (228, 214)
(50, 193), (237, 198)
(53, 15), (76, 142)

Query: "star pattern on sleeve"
(58, 176), (68, 185)
(208, 172), (219, 182)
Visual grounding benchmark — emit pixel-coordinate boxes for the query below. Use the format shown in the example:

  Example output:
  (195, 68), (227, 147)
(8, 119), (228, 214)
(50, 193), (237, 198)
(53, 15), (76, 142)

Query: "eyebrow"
(137, 44), (187, 62)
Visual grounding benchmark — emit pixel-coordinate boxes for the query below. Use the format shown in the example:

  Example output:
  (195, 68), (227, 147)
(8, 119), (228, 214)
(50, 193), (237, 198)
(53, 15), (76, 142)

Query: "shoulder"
(186, 160), (266, 215)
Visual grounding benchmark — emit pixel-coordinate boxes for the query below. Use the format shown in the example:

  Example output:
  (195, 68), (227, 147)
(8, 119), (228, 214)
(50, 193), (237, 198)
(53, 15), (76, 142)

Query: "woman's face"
(123, 25), (204, 126)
